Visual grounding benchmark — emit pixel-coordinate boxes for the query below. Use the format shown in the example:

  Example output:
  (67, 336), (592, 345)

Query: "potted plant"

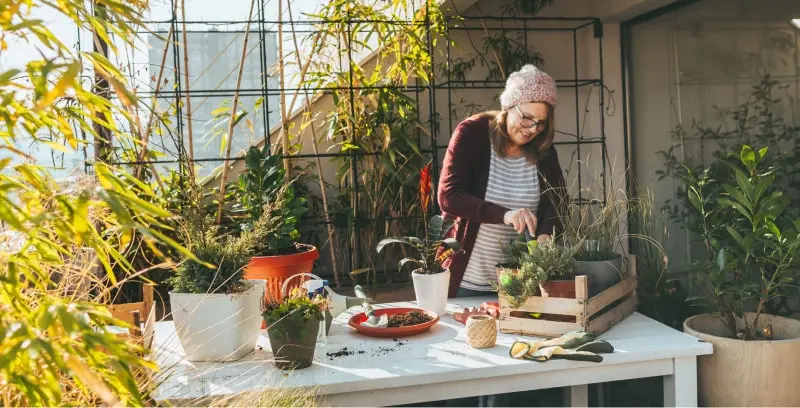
(525, 239), (578, 298)
(236, 146), (319, 299)
(166, 206), (266, 362)
(494, 238), (542, 308)
(376, 162), (461, 316)
(261, 286), (330, 370)
(558, 193), (627, 296)
(669, 145), (800, 406)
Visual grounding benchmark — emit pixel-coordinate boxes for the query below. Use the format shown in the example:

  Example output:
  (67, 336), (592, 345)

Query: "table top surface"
(152, 296), (712, 402)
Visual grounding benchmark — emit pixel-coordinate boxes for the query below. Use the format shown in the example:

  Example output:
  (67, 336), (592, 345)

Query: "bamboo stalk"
(134, 7), (174, 180)
(180, 0), (195, 179)
(216, 0), (256, 224)
(286, 1), (341, 288)
(277, 0), (291, 176)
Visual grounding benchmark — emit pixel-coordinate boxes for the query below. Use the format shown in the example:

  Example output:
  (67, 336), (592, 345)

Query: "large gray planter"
(574, 253), (623, 297)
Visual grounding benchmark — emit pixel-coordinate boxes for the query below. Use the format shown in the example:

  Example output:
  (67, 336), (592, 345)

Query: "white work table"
(152, 296), (712, 407)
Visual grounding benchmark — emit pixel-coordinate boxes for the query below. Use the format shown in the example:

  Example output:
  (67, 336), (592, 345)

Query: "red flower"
(419, 161), (432, 215)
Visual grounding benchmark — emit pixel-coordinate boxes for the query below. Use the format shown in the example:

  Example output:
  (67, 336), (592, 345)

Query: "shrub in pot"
(235, 146), (319, 301)
(667, 145), (800, 406)
(376, 162), (461, 316)
(262, 287), (330, 370)
(166, 210), (266, 362)
(495, 238), (578, 303)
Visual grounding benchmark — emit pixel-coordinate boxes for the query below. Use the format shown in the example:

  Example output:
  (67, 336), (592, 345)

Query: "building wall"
(627, 0), (800, 267)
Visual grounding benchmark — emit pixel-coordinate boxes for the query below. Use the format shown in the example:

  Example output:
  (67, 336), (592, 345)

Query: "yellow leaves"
(65, 351), (119, 406)
(36, 62), (80, 110)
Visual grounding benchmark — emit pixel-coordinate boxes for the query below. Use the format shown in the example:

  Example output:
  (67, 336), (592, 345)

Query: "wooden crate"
(498, 256), (638, 338)
(107, 284), (156, 350)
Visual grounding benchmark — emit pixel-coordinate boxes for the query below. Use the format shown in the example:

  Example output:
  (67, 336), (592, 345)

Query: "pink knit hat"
(499, 64), (557, 110)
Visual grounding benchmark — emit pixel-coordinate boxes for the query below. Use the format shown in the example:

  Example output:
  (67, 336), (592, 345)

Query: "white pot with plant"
(670, 145), (800, 406)
(167, 206), (268, 362)
(377, 162), (461, 316)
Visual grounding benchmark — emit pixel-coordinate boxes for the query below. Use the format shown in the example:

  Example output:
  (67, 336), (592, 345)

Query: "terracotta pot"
(246, 245), (320, 329)
(539, 279), (576, 298)
(267, 316), (320, 370)
(684, 313), (800, 407)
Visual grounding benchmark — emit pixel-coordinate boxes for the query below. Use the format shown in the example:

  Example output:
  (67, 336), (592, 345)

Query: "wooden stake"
(286, 1), (341, 288)
(277, 0), (291, 176)
(180, 0), (195, 179)
(216, 0), (256, 224)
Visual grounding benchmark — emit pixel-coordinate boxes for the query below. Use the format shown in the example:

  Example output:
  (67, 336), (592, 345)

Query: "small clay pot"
(539, 279), (577, 298)
(466, 315), (497, 349)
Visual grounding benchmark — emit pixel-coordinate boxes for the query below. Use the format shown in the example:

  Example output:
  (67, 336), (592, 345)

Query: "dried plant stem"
(277, 0), (291, 176)
(216, 0), (256, 223)
(286, 2), (342, 288)
(180, 0), (195, 179)
(134, 0), (175, 181)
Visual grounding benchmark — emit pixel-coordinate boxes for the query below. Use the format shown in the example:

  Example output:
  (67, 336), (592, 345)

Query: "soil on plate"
(388, 310), (432, 327)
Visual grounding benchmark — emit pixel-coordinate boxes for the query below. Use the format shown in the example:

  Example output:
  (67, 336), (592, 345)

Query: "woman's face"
(506, 102), (549, 147)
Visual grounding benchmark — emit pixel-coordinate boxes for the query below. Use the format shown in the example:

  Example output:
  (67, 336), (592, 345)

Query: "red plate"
(348, 307), (439, 338)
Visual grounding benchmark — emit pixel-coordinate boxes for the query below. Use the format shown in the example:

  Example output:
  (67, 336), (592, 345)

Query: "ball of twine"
(466, 314), (497, 349)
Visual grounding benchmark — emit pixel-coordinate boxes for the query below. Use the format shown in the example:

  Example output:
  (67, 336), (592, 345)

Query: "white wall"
(627, 0), (800, 266)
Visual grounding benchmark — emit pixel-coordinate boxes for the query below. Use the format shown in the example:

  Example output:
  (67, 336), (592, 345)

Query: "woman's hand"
(537, 233), (551, 244)
(503, 208), (538, 236)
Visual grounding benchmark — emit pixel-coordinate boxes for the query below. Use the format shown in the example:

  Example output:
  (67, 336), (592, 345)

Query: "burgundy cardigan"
(438, 115), (566, 297)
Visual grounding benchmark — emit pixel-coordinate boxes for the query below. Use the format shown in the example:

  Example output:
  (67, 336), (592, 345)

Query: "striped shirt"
(460, 149), (540, 291)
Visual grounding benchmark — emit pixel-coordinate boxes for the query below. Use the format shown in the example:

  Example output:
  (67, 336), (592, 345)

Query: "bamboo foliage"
(0, 0), (196, 405)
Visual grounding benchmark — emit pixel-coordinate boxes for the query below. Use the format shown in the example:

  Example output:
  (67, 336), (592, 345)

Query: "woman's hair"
(470, 103), (555, 164)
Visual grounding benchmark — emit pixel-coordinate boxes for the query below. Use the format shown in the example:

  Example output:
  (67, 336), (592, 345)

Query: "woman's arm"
(437, 118), (509, 224)
(536, 146), (567, 237)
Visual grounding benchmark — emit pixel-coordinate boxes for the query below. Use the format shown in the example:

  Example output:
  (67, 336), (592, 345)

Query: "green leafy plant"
(669, 145), (800, 340)
(495, 238), (577, 306)
(233, 146), (308, 256)
(261, 287), (329, 328)
(376, 162), (461, 275)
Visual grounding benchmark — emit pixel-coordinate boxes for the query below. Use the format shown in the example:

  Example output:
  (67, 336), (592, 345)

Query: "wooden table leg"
(565, 384), (589, 407)
(663, 356), (698, 407)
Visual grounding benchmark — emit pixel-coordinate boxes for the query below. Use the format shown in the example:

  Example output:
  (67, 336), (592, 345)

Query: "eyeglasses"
(514, 105), (547, 129)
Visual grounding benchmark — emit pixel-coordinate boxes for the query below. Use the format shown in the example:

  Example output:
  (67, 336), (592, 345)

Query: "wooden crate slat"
(497, 255), (638, 338)
(585, 275), (637, 316)
(499, 295), (584, 317)
(109, 302), (145, 322)
(585, 295), (638, 335)
(499, 315), (583, 338)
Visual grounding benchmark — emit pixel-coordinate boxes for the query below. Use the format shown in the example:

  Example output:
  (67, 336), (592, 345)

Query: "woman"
(438, 64), (566, 299)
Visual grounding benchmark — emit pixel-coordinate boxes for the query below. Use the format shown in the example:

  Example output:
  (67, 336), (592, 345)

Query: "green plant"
(376, 162), (461, 275)
(261, 287), (329, 329)
(0, 0), (199, 405)
(495, 238), (577, 306)
(669, 145), (800, 340)
(233, 146), (308, 256)
(521, 239), (577, 282)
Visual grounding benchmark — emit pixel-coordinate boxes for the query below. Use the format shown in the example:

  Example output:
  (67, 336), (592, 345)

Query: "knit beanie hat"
(499, 64), (557, 110)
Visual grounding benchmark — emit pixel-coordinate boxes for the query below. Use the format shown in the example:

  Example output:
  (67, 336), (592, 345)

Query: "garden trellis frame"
(100, 1), (609, 285)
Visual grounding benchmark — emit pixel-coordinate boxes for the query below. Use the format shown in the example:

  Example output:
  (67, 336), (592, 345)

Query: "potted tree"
(262, 286), (330, 370)
(376, 162), (461, 316)
(670, 145), (800, 406)
(495, 238), (543, 307)
(166, 205), (266, 362)
(236, 146), (319, 300)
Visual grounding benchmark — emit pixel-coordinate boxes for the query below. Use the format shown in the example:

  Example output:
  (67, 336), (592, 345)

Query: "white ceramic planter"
(169, 279), (265, 362)
(684, 312), (800, 406)
(411, 269), (450, 316)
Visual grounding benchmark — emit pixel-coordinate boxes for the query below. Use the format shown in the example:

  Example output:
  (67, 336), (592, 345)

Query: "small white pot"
(411, 269), (450, 316)
(169, 279), (265, 362)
